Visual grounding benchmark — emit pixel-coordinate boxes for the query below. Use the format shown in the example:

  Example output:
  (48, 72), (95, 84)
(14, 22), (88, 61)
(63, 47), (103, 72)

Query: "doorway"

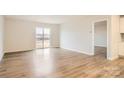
(36, 27), (51, 49)
(92, 19), (108, 58)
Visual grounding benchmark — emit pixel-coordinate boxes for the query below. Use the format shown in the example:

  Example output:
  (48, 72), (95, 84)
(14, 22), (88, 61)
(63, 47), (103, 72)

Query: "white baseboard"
(4, 48), (34, 53)
(107, 56), (119, 61)
(60, 47), (93, 55)
(0, 53), (4, 63)
(95, 45), (107, 48)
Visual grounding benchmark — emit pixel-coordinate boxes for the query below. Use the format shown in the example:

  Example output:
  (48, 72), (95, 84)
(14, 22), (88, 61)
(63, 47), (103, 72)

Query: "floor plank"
(0, 47), (124, 78)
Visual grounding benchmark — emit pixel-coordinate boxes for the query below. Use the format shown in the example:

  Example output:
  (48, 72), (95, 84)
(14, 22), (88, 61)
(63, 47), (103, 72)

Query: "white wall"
(118, 17), (124, 56)
(94, 21), (107, 47)
(60, 16), (109, 55)
(108, 15), (120, 60)
(120, 17), (124, 33)
(4, 18), (60, 53)
(0, 16), (4, 62)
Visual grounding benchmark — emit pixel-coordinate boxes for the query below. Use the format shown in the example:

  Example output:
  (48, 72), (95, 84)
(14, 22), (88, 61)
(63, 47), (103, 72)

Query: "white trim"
(92, 18), (109, 59)
(4, 49), (34, 53)
(108, 56), (119, 61)
(0, 53), (4, 63)
(61, 47), (93, 55)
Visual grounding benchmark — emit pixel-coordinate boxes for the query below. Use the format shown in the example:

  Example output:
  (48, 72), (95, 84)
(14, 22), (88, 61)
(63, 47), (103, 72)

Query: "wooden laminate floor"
(0, 47), (124, 78)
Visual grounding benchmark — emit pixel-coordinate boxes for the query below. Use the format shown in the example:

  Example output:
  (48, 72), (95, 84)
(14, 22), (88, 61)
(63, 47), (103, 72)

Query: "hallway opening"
(92, 20), (107, 58)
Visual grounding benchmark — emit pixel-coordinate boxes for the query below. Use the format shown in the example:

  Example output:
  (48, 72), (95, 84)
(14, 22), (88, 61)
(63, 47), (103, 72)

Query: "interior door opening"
(92, 20), (108, 58)
(36, 27), (50, 49)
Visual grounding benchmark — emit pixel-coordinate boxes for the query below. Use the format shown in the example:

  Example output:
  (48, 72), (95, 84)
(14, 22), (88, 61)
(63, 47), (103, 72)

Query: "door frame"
(91, 18), (109, 59)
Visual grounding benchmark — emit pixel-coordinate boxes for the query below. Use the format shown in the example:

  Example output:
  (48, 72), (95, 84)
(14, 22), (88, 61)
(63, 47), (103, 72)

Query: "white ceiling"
(5, 15), (88, 24)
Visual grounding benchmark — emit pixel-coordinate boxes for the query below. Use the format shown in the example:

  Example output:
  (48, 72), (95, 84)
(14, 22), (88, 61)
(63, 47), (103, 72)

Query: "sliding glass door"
(36, 27), (50, 49)
(44, 28), (50, 48)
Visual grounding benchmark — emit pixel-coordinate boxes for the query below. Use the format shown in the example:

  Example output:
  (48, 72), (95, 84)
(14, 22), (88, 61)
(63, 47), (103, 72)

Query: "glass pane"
(36, 27), (43, 48)
(44, 28), (50, 48)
